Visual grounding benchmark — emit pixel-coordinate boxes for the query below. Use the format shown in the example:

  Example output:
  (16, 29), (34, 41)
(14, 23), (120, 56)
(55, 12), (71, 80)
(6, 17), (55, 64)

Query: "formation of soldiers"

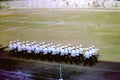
(8, 39), (99, 66)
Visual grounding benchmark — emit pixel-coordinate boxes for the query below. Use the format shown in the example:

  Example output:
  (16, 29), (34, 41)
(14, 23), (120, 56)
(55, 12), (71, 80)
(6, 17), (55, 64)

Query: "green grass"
(0, 9), (120, 62)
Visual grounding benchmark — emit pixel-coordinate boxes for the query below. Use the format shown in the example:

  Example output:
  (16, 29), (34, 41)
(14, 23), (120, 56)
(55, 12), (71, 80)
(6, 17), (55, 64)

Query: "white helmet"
(26, 41), (29, 43)
(79, 44), (83, 47)
(17, 39), (19, 42)
(10, 41), (12, 44)
(91, 45), (95, 48)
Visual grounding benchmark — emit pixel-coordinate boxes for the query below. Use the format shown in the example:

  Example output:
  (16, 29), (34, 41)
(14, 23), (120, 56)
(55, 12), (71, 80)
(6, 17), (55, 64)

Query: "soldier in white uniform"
(26, 44), (32, 59)
(64, 47), (69, 63)
(39, 44), (43, 60)
(75, 47), (80, 64)
(60, 47), (65, 62)
(31, 43), (36, 59)
(78, 45), (84, 63)
(84, 48), (92, 66)
(17, 42), (22, 57)
(90, 46), (99, 63)
(67, 44), (72, 63)
(8, 41), (14, 56)
(55, 45), (60, 62)
(16, 39), (20, 51)
(70, 47), (76, 64)
(51, 46), (57, 61)
(22, 41), (26, 58)
(13, 40), (17, 56)
(43, 46), (48, 60)
(34, 45), (40, 59)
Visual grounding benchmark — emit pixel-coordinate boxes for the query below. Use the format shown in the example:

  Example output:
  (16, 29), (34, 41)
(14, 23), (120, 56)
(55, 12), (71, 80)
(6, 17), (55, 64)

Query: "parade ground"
(0, 8), (120, 80)
(0, 8), (120, 62)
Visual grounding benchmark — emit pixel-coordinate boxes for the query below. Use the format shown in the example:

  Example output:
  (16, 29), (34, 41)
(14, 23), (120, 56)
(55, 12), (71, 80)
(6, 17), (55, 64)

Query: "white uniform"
(60, 49), (64, 56)
(68, 47), (72, 53)
(27, 46), (32, 53)
(51, 47), (56, 55)
(18, 45), (22, 52)
(84, 50), (90, 59)
(56, 47), (60, 54)
(91, 49), (98, 55)
(35, 46), (40, 54)
(43, 47), (48, 55)
(9, 43), (14, 50)
(75, 49), (79, 56)
(31, 45), (35, 52)
(39, 46), (43, 53)
(71, 50), (76, 57)
(22, 44), (26, 51)
(84, 50), (93, 66)
(13, 43), (17, 50)
(64, 48), (68, 55)
(79, 47), (84, 54)
(16, 41), (20, 48)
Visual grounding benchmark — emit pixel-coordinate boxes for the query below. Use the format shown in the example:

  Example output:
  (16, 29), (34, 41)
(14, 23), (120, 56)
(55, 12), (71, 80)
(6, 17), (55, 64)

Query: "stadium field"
(0, 8), (120, 62)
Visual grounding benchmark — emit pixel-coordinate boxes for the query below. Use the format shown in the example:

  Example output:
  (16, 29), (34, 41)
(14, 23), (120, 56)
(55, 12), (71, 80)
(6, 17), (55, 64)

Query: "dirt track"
(0, 46), (120, 80)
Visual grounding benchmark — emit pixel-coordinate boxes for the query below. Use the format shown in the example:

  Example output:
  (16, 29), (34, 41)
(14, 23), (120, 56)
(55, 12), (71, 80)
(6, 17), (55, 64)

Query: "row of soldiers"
(8, 39), (99, 66)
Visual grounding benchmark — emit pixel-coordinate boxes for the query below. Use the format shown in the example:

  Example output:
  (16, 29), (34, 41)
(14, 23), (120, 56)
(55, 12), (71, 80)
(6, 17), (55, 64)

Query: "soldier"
(78, 44), (84, 63)
(55, 45), (60, 62)
(75, 46), (80, 64)
(84, 48), (92, 66)
(31, 42), (36, 59)
(25, 41), (29, 58)
(49, 44), (54, 61)
(70, 47), (76, 64)
(51, 46), (57, 61)
(16, 39), (20, 51)
(43, 46), (48, 60)
(13, 40), (17, 57)
(26, 44), (32, 59)
(34, 45), (40, 59)
(8, 41), (14, 56)
(46, 45), (51, 61)
(64, 47), (69, 63)
(22, 41), (26, 58)
(90, 46), (99, 63)
(60, 47), (65, 62)
(67, 44), (72, 63)
(17, 42), (22, 57)
(39, 43), (43, 60)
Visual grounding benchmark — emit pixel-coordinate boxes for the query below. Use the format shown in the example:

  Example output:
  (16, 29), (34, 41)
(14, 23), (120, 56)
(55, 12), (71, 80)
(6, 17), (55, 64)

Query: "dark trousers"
(40, 52), (43, 60)
(64, 55), (68, 63)
(70, 56), (76, 64)
(13, 49), (17, 57)
(27, 53), (32, 59)
(60, 55), (64, 62)
(93, 55), (98, 63)
(18, 51), (22, 57)
(22, 50), (26, 58)
(79, 54), (84, 62)
(9, 50), (13, 56)
(84, 58), (92, 66)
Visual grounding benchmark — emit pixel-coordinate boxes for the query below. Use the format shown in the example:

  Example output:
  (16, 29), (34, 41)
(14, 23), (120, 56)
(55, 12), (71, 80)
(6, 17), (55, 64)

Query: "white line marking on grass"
(0, 27), (25, 32)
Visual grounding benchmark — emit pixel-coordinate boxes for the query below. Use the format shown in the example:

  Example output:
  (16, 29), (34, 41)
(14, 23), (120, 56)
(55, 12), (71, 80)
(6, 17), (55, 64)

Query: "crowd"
(8, 39), (99, 66)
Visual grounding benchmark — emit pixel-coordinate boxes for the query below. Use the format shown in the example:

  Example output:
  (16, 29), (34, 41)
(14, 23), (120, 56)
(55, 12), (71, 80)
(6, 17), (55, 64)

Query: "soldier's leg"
(89, 57), (93, 66)
(83, 58), (87, 66)
(93, 55), (98, 63)
(8, 50), (12, 56)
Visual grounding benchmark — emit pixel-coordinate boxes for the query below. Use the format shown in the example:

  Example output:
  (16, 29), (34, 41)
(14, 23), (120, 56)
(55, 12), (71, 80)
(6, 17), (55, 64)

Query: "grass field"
(0, 9), (120, 62)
